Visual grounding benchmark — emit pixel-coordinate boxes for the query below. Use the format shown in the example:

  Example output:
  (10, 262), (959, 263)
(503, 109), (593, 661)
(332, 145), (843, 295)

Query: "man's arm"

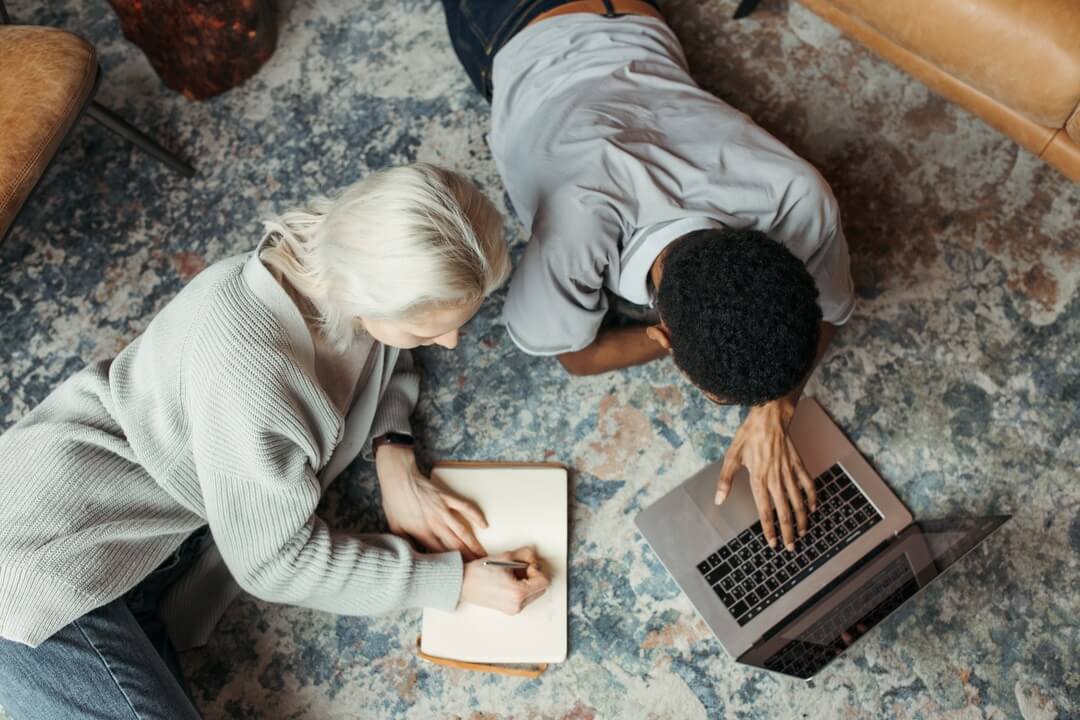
(557, 325), (669, 375)
(715, 321), (837, 551)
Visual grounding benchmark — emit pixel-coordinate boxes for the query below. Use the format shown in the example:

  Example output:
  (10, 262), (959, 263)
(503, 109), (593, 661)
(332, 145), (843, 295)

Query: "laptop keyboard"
(694, 463), (882, 626)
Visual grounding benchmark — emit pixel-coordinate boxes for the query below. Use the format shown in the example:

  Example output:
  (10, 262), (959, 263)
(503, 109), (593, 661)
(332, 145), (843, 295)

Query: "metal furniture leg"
(85, 101), (195, 177)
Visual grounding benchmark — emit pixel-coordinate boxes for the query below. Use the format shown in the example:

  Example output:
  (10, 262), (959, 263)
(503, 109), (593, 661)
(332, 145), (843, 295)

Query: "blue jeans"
(0, 528), (208, 720)
(440, 0), (661, 99)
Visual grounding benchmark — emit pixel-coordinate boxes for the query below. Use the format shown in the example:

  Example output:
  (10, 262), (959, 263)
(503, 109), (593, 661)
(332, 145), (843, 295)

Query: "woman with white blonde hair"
(0, 163), (548, 720)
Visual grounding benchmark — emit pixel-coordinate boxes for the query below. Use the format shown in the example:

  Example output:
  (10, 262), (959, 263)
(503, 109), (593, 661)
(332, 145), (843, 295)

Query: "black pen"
(482, 560), (530, 569)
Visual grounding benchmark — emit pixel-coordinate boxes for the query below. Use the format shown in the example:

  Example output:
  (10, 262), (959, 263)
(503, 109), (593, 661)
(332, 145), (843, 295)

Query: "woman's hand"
(714, 397), (817, 552)
(460, 547), (551, 614)
(375, 444), (488, 560)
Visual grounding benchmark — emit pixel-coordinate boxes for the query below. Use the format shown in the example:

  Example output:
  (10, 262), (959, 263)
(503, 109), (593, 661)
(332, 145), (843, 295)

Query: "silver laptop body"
(635, 396), (911, 659)
(635, 397), (1006, 677)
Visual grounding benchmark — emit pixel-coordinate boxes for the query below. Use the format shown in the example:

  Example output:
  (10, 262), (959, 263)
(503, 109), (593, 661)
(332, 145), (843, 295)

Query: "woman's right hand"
(459, 547), (551, 615)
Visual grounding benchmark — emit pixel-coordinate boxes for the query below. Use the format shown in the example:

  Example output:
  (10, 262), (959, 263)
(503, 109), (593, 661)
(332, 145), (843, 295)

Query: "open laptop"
(635, 397), (1010, 679)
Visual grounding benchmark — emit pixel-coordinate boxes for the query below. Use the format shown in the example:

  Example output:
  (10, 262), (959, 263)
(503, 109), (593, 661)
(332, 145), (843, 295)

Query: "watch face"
(384, 432), (415, 446)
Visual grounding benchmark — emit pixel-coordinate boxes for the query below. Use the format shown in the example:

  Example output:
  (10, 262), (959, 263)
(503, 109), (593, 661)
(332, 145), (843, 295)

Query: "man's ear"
(646, 324), (672, 351)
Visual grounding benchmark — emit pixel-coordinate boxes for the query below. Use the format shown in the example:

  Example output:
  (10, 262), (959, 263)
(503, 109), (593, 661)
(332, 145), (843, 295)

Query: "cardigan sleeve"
(369, 349), (420, 439)
(184, 335), (461, 615)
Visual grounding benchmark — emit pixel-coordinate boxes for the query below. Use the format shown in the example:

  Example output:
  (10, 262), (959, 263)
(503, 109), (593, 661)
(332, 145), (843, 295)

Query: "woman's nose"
(434, 329), (459, 349)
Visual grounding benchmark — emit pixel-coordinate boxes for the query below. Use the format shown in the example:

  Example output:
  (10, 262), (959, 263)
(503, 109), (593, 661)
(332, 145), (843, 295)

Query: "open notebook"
(420, 462), (568, 665)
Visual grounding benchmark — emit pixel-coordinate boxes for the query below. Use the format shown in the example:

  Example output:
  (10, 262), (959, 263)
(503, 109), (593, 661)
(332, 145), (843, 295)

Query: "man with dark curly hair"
(654, 229), (825, 408)
(441, 0), (856, 551)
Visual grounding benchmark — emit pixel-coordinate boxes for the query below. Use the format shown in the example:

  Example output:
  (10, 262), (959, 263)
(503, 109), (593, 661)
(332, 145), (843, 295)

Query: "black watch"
(372, 432), (415, 456)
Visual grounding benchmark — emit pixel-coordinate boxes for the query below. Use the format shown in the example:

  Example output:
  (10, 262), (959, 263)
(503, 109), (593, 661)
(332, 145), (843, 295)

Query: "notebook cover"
(420, 462), (569, 664)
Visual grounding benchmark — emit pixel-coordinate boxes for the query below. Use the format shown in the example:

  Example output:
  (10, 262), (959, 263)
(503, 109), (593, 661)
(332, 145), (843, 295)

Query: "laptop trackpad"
(684, 461), (762, 542)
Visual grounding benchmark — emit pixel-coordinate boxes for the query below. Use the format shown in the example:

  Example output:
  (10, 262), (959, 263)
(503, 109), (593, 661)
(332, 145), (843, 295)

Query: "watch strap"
(372, 432), (415, 456)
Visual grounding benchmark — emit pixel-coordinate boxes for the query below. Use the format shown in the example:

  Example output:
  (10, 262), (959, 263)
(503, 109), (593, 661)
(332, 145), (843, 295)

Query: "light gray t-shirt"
(489, 14), (856, 356)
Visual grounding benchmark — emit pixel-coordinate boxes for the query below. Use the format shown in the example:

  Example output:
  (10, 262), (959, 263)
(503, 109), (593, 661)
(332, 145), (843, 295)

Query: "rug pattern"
(1, 0), (1077, 718)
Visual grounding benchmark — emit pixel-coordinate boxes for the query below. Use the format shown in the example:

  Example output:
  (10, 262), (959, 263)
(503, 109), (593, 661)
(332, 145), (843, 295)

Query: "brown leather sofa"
(798, 0), (1080, 183)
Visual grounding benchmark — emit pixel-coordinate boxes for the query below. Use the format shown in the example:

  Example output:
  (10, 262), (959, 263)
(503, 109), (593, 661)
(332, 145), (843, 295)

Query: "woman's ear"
(645, 324), (672, 351)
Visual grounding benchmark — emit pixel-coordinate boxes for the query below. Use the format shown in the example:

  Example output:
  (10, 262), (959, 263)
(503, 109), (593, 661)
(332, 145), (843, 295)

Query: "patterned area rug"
(1, 0), (1077, 718)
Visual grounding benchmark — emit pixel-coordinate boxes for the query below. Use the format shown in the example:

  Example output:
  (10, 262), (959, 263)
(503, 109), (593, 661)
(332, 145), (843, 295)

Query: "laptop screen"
(736, 516), (1010, 679)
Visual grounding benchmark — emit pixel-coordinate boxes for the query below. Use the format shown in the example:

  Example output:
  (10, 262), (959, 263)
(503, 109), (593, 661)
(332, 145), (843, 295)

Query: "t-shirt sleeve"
(805, 221), (855, 325)
(502, 212), (614, 356)
(765, 166), (856, 325)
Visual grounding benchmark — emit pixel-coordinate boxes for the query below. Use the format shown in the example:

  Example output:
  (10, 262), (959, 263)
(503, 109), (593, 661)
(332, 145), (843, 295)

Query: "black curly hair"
(655, 228), (822, 406)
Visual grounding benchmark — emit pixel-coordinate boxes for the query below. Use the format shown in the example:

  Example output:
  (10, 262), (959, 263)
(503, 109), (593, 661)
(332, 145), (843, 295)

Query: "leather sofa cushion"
(825, 0), (1080, 129)
(1042, 128), (1080, 180)
(0, 26), (97, 239)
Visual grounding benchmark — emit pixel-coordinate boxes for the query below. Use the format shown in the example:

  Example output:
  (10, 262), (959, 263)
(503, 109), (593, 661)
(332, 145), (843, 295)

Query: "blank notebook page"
(420, 464), (568, 664)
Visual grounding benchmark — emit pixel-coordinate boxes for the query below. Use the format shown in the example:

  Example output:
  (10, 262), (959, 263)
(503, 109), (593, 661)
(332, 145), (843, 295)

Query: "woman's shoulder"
(179, 254), (300, 377)
(177, 258), (335, 449)
(164, 252), (252, 329)
(180, 251), (249, 293)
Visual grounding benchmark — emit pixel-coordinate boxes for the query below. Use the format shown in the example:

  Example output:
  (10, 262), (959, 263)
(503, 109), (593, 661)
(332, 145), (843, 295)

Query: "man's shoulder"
(529, 196), (623, 261)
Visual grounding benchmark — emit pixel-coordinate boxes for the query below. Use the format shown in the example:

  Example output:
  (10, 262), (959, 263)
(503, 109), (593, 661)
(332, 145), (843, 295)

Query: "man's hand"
(375, 445), (488, 560)
(715, 397), (817, 551)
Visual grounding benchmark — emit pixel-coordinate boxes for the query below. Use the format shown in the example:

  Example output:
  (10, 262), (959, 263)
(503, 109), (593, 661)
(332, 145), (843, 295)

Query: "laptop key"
(718, 545), (734, 562)
(746, 590), (760, 605)
(713, 586), (734, 605)
(705, 563), (731, 585)
(729, 600), (748, 618)
(707, 552), (721, 567)
(697, 560), (711, 574)
(719, 576), (735, 591)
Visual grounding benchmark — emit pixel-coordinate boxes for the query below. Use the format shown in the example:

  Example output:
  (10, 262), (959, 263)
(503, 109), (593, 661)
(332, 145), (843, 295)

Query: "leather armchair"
(0, 4), (194, 243)
(0, 26), (97, 239)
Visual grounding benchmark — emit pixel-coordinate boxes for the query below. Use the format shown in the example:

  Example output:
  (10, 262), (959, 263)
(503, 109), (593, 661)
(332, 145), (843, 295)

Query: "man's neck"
(648, 247), (667, 293)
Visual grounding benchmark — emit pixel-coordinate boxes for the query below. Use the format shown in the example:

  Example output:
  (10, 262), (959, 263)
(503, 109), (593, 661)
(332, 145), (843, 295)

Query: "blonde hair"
(260, 163), (509, 349)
